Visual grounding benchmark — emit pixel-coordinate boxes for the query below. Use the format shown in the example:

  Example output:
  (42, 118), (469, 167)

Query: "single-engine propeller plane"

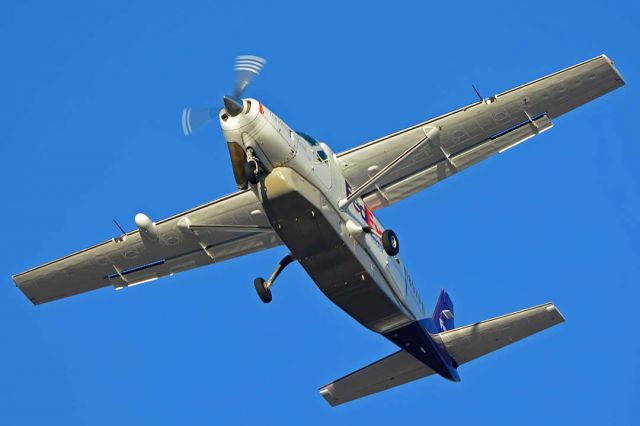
(12, 54), (625, 405)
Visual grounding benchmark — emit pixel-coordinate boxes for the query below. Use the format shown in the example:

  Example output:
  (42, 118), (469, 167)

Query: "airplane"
(12, 54), (624, 406)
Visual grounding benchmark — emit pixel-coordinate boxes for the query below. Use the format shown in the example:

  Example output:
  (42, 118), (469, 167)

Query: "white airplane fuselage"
(220, 99), (427, 333)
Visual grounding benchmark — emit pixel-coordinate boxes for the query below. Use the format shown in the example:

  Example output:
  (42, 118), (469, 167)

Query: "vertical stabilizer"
(432, 289), (454, 332)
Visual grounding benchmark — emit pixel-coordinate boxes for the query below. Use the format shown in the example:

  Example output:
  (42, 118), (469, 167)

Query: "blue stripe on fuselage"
(383, 319), (460, 381)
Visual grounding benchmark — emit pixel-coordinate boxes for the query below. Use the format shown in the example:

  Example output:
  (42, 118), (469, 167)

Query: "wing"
(337, 55), (625, 210)
(320, 303), (564, 406)
(12, 190), (281, 305)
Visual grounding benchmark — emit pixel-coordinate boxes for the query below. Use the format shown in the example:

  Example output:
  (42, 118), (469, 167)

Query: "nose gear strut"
(254, 254), (295, 303)
(244, 147), (263, 185)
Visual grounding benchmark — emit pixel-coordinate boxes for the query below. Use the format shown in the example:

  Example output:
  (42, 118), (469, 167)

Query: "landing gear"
(382, 229), (400, 256)
(254, 277), (272, 303)
(254, 254), (295, 303)
(244, 161), (260, 185)
(244, 147), (262, 185)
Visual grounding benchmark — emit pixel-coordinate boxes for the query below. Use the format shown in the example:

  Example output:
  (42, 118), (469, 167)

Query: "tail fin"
(432, 289), (454, 332)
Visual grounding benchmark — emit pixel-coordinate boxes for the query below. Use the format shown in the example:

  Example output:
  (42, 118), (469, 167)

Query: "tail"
(320, 302), (565, 406)
(432, 288), (454, 332)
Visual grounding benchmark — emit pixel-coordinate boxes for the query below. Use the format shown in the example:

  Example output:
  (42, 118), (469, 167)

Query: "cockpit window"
(316, 150), (329, 163)
(297, 131), (319, 146)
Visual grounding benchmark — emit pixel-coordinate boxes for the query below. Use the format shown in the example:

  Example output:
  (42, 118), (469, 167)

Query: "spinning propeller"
(181, 55), (267, 136)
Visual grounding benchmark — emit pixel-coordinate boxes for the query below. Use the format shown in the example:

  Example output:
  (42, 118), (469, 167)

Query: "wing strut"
(338, 127), (440, 209)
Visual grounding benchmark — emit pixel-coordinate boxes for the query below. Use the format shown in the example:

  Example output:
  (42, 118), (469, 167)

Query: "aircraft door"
(296, 131), (332, 189)
(313, 147), (332, 189)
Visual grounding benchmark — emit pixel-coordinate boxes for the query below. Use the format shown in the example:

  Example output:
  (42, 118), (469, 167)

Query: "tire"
(244, 161), (260, 185)
(254, 277), (272, 303)
(381, 229), (400, 256)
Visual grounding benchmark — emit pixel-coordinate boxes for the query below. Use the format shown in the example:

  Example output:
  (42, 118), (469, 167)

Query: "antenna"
(113, 219), (127, 235)
(472, 84), (484, 102)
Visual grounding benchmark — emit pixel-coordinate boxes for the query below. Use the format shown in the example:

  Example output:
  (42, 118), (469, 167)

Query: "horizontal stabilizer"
(319, 350), (435, 407)
(439, 302), (564, 364)
(320, 302), (564, 406)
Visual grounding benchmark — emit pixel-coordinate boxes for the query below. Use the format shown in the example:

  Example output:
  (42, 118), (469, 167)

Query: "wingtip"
(545, 302), (566, 323)
(600, 54), (626, 86)
(319, 386), (341, 407)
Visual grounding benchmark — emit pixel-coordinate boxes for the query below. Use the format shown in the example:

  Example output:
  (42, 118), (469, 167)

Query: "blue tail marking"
(432, 288), (454, 333)
(382, 289), (460, 382)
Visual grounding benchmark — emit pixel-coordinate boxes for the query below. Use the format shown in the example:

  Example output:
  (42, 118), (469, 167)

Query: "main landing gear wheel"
(254, 277), (272, 303)
(253, 254), (295, 304)
(382, 229), (400, 256)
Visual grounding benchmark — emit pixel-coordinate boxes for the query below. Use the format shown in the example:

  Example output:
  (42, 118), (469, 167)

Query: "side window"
(316, 150), (329, 163)
(297, 131), (319, 147)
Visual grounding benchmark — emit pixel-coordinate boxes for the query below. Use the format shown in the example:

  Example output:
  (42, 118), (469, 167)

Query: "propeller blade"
(181, 107), (216, 136)
(182, 55), (266, 136)
(234, 55), (266, 97)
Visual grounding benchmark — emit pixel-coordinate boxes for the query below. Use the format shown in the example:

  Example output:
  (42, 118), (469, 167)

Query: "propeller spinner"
(181, 55), (267, 135)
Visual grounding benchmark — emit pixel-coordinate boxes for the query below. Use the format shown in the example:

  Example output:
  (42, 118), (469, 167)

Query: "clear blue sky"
(1, 1), (638, 424)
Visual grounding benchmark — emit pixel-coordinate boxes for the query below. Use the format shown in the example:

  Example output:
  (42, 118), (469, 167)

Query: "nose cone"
(223, 96), (244, 117)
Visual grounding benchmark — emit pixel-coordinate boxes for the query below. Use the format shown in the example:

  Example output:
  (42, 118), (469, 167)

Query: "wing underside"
(337, 55), (625, 210)
(13, 190), (281, 304)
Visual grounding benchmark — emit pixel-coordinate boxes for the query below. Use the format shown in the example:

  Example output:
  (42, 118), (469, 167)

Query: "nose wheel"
(254, 254), (295, 304)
